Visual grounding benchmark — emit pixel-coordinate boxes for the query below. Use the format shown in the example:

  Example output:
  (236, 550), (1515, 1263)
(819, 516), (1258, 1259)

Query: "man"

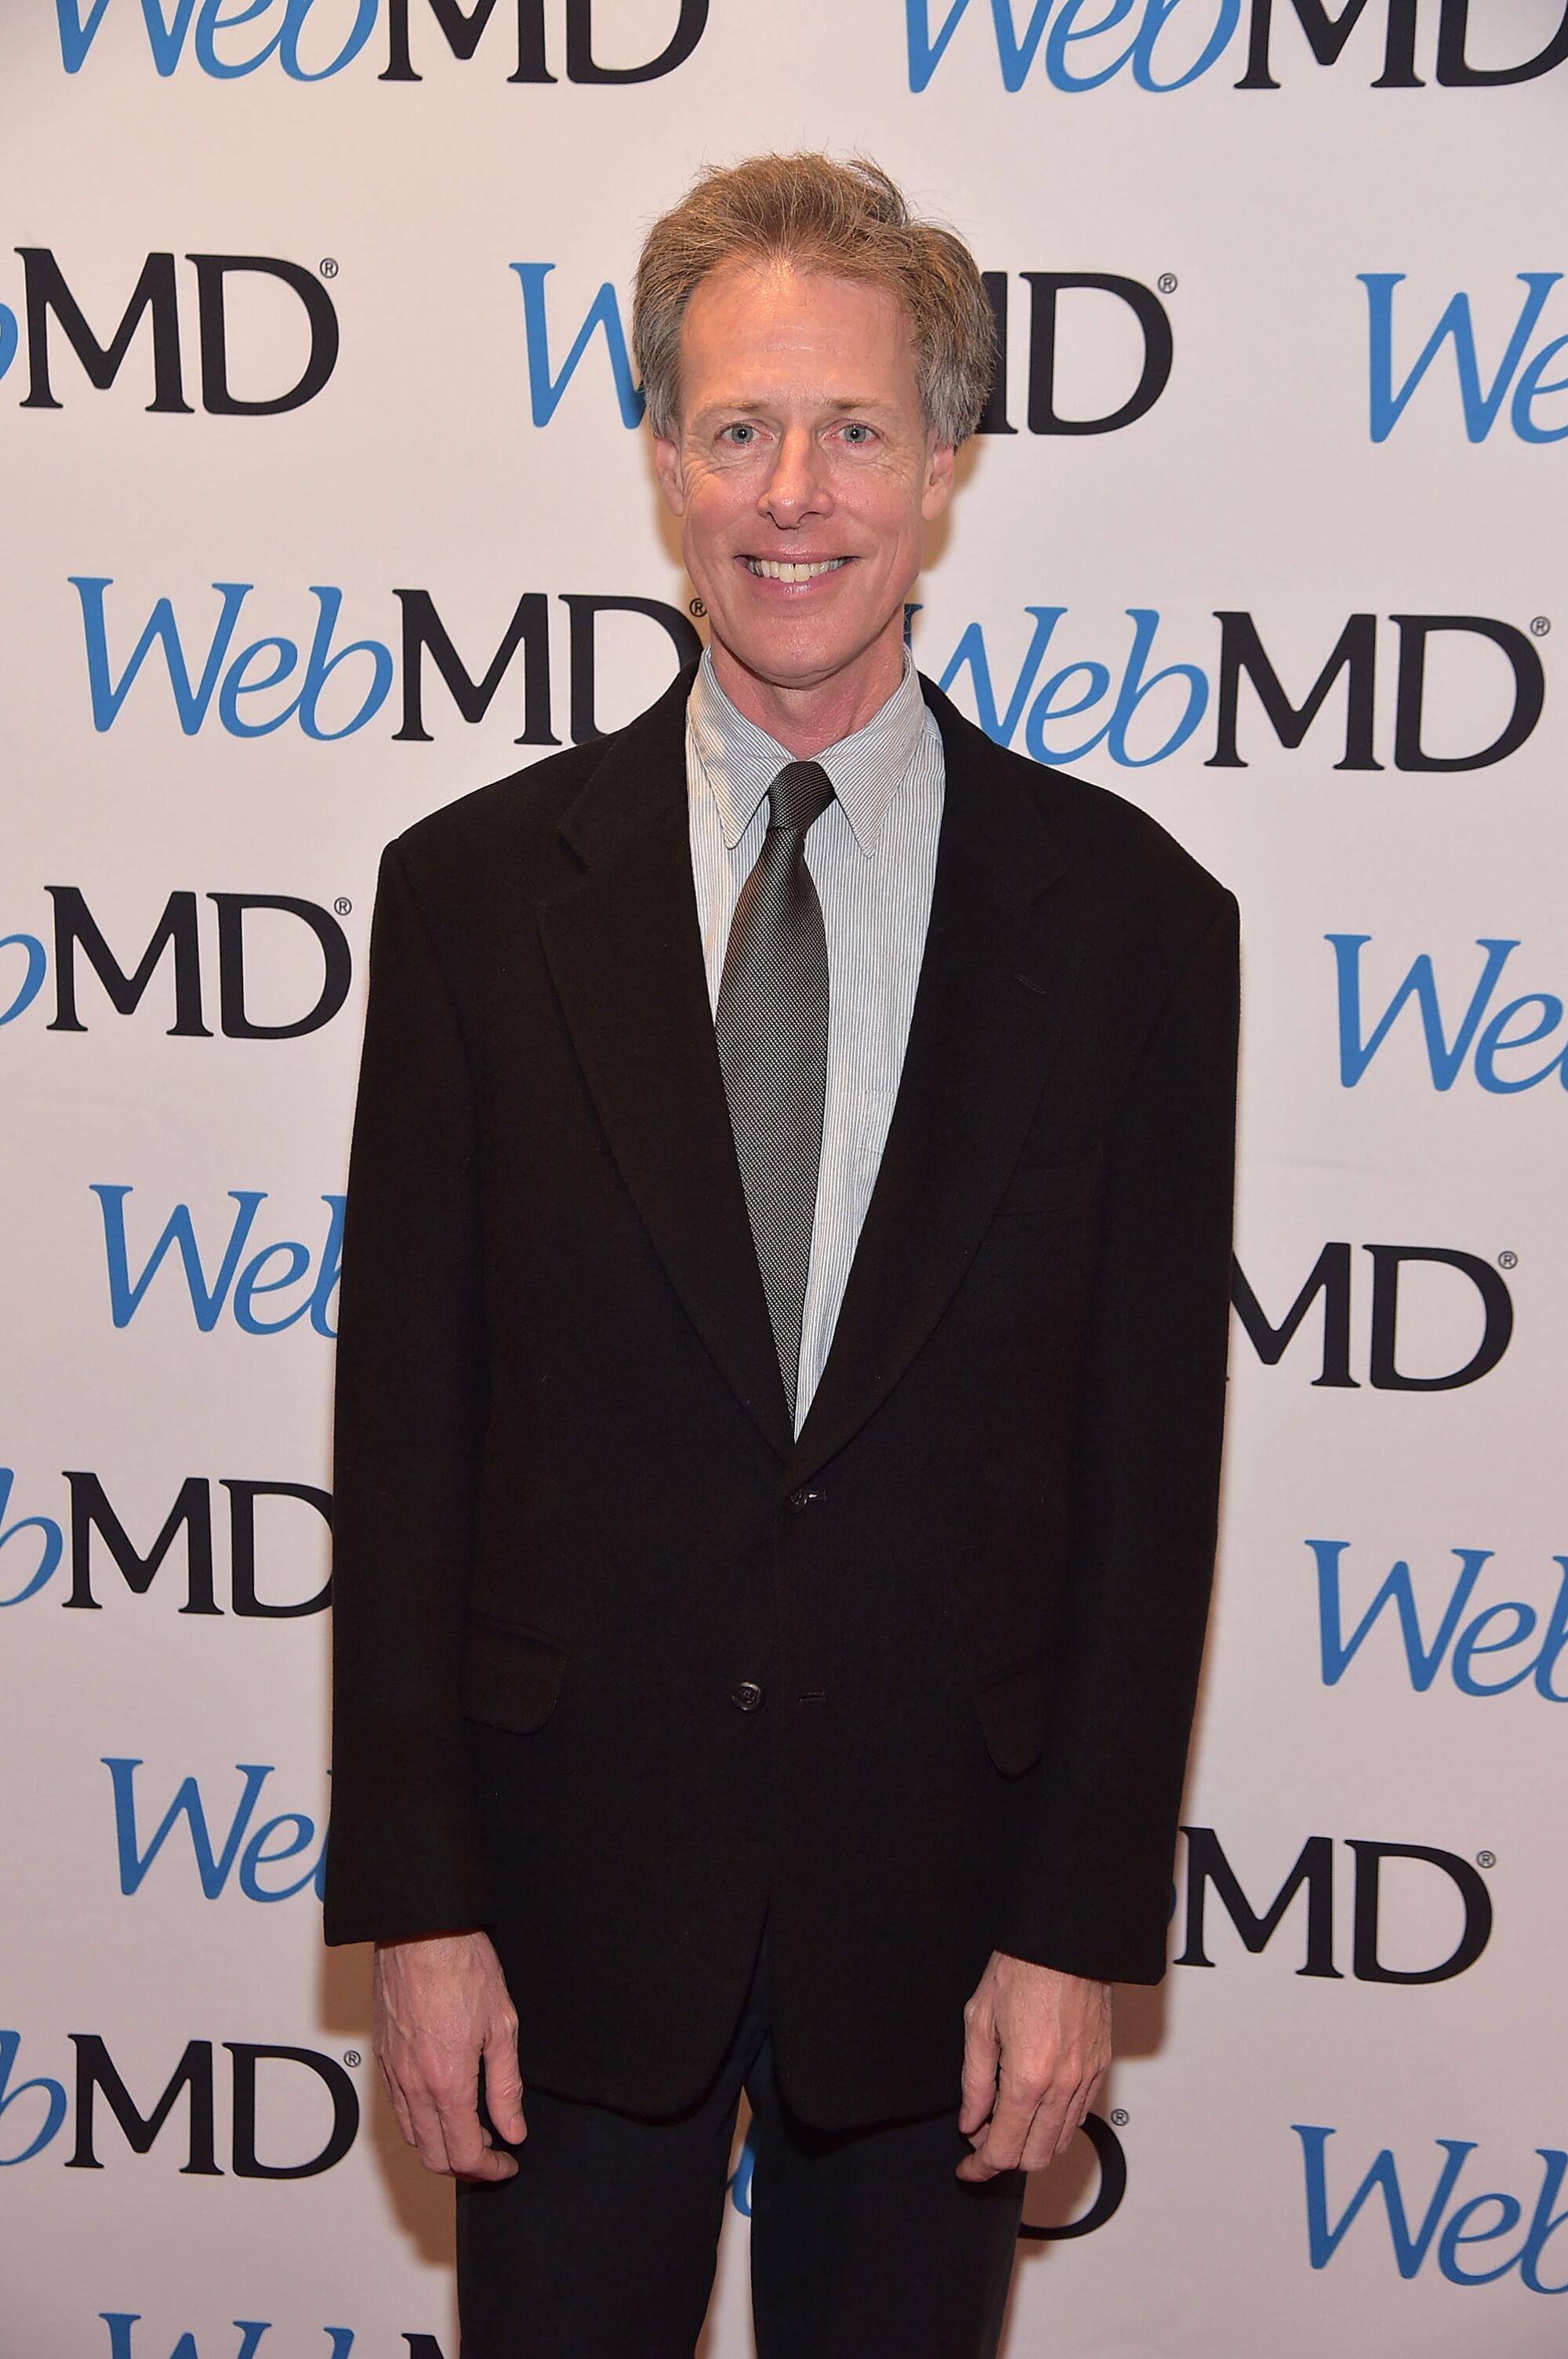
(325, 154), (1239, 2358)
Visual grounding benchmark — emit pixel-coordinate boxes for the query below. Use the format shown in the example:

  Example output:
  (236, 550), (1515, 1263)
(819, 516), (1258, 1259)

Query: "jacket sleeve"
(322, 837), (492, 1947)
(993, 889), (1240, 1985)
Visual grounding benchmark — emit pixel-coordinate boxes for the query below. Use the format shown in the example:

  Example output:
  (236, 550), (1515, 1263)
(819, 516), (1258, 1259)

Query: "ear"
(920, 437), (956, 522)
(653, 431), (687, 517)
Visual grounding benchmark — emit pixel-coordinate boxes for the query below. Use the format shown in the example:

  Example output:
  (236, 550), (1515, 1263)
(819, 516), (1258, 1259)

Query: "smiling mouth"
(741, 557), (850, 582)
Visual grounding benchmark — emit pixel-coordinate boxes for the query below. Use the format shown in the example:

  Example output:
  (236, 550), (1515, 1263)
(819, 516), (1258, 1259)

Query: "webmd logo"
(55, 0), (707, 82)
(907, 1), (1568, 93)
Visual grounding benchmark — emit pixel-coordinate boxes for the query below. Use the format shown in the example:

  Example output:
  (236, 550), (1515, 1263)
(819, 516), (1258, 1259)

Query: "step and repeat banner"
(2, 2), (1565, 2354)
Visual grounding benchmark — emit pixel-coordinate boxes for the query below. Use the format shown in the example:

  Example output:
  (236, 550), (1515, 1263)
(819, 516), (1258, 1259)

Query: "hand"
(372, 1929), (526, 2180)
(956, 1951), (1111, 2182)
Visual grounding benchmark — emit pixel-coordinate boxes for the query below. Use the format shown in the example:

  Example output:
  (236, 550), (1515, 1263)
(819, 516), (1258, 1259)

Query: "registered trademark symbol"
(1109, 2107), (1129, 2128)
(1157, 274), (1178, 296)
(320, 258), (339, 280)
(334, 896), (352, 916)
(1475, 1852), (1495, 1871)
(1497, 1250), (1517, 1270)
(343, 2049), (361, 2067)
(1531, 616), (1550, 637)
(689, 598), (706, 619)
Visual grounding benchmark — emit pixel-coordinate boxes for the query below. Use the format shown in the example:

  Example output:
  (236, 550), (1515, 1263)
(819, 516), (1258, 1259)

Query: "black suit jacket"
(323, 665), (1240, 2129)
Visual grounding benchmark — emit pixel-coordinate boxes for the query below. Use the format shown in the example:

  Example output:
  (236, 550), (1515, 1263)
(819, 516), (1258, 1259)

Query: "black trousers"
(456, 1933), (1025, 2357)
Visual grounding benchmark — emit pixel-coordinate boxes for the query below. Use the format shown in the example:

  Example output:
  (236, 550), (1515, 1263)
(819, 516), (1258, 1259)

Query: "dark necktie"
(714, 760), (837, 1426)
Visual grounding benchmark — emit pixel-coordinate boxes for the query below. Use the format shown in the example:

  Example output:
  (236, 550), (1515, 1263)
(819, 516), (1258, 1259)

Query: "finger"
(402, 2087), (456, 2177)
(957, 2078), (1040, 2181)
(957, 2004), (1000, 2138)
(483, 2020), (528, 2147)
(441, 2095), (517, 2183)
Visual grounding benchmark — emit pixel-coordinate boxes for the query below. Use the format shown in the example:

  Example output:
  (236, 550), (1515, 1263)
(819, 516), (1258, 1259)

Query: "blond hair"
(633, 152), (995, 447)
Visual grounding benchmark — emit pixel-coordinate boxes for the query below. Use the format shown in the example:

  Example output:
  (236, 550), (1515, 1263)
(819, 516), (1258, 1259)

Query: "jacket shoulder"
(389, 734), (607, 890)
(925, 680), (1234, 956)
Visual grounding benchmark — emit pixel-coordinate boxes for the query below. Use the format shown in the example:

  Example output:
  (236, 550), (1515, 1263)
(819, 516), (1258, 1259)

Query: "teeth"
(745, 558), (848, 582)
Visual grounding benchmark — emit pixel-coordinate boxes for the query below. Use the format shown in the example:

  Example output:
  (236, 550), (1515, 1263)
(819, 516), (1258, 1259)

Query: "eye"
(719, 422), (757, 445)
(838, 422), (876, 445)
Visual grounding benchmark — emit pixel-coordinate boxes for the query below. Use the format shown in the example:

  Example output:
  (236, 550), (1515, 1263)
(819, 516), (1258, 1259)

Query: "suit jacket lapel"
(785, 681), (1080, 1490)
(536, 666), (795, 1462)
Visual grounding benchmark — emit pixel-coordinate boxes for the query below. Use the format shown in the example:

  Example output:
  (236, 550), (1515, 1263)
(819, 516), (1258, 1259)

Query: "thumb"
(483, 2016), (527, 2147)
(958, 2000), (999, 2138)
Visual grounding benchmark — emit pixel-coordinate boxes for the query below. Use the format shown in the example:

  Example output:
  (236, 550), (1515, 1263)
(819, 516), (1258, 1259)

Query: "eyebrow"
(697, 396), (894, 419)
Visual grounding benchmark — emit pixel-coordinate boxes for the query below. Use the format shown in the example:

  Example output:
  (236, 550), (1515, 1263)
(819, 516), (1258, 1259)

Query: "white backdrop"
(4, 2), (1566, 2353)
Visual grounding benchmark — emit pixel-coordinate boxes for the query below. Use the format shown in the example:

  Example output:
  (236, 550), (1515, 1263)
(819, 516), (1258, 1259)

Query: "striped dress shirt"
(686, 648), (946, 1435)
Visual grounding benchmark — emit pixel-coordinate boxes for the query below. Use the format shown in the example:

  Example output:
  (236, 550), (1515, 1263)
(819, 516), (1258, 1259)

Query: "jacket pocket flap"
(974, 1652), (1051, 1777)
(992, 1145), (1102, 1218)
(461, 1619), (568, 1735)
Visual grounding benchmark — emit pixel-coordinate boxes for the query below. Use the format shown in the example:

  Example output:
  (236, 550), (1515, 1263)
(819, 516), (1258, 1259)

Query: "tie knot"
(767, 760), (835, 837)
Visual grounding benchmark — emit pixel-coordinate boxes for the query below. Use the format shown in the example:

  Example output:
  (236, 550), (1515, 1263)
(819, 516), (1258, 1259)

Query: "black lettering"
(67, 2037), (220, 2172)
(1236, 0), (1423, 89)
(1348, 1841), (1493, 1982)
(1175, 1827), (1341, 1976)
(1391, 615), (1545, 772)
(209, 895), (351, 1040)
(1022, 274), (1172, 436)
(47, 888), (209, 1036)
(227, 2045), (358, 2179)
(1017, 2114), (1127, 2241)
(1231, 1245), (1358, 1388)
(187, 256), (339, 417)
(1365, 1245), (1513, 1390)
(1436, 0), (1568, 86)
(1206, 612), (1381, 770)
(561, 594), (702, 742)
(17, 249), (191, 413)
(564, 0), (707, 82)
(63, 1473), (217, 1614)
(393, 589), (558, 745)
(975, 272), (1016, 437)
(381, 0), (553, 82)
(223, 1480), (332, 1619)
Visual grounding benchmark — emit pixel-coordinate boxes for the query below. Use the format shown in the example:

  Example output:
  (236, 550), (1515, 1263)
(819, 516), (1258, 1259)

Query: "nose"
(758, 426), (833, 528)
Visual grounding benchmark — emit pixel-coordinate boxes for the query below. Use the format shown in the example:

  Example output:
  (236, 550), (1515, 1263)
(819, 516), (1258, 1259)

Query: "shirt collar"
(687, 645), (928, 857)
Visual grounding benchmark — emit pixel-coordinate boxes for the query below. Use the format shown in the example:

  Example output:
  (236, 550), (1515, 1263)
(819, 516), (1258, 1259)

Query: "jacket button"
(786, 1486), (815, 1511)
(731, 1680), (764, 1712)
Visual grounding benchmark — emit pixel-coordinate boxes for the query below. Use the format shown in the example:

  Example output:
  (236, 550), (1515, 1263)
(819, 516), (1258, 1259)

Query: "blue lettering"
(296, 588), (392, 740)
(1295, 2125), (1474, 2278)
(1105, 607), (1208, 764)
(728, 2127), (757, 2217)
(1473, 993), (1566, 1093)
(1512, 335), (1568, 445)
(238, 1811), (325, 1901)
(510, 264), (644, 430)
(1536, 1565), (1568, 1701)
(0, 301), (18, 382)
(101, 2325), (280, 2359)
(56, 0), (201, 76)
(92, 1189), (340, 1331)
(1451, 1602), (1539, 1697)
(93, 1186), (265, 1330)
(0, 2031), (67, 2164)
(72, 578), (253, 735)
(1327, 935), (1519, 1089)
(1520, 2151), (1568, 2295)
(0, 1468), (64, 1606)
(56, 0), (372, 77)
(216, 637), (300, 736)
(1310, 1540), (1490, 1690)
(106, 1756), (274, 1896)
(906, 0), (1236, 91)
(1363, 272), (1563, 445)
(937, 608), (1066, 745)
(1439, 2192), (1525, 2285)
(0, 934), (48, 1025)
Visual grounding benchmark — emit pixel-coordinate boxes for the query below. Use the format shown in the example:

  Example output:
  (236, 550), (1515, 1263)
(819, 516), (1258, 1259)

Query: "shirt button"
(731, 1680), (764, 1712)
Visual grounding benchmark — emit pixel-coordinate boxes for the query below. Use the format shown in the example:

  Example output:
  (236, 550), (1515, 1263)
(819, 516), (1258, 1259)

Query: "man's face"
(653, 260), (954, 701)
